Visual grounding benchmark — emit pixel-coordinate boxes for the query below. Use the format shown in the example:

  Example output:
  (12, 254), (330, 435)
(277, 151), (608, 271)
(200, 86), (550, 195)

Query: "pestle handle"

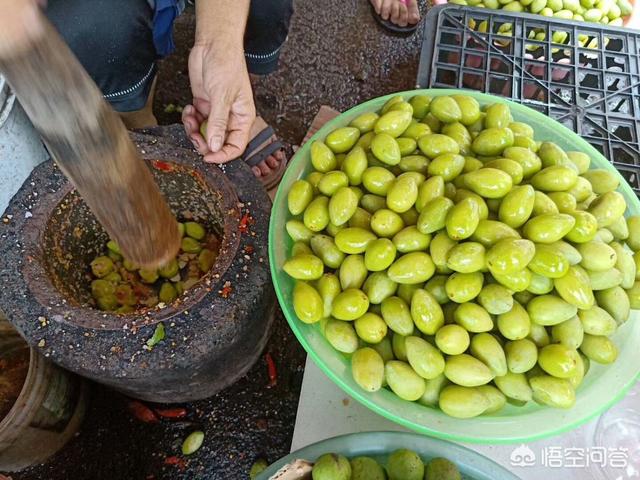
(0, 13), (180, 269)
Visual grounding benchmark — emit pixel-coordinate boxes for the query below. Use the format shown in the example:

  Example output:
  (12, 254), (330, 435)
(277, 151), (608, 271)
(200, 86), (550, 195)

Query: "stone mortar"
(0, 125), (275, 403)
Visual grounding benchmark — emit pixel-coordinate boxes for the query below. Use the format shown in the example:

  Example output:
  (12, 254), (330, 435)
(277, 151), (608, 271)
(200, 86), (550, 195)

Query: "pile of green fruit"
(447, 0), (632, 27)
(89, 221), (218, 313)
(283, 93), (639, 418)
(310, 450), (460, 480)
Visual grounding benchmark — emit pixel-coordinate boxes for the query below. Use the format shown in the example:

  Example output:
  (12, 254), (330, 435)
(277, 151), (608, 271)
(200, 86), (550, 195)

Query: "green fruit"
(325, 319), (359, 353)
(387, 175), (419, 213)
(497, 301), (531, 340)
(381, 296), (415, 335)
(492, 268), (532, 292)
(463, 168), (513, 198)
(371, 209), (405, 237)
(385, 361), (426, 401)
(184, 222), (205, 240)
(392, 226), (431, 253)
(351, 347), (385, 392)
(454, 302), (493, 332)
(416, 175), (445, 212)
(484, 103), (513, 129)
(580, 334), (618, 364)
(335, 228), (376, 254)
(417, 197), (454, 234)
(375, 109), (413, 138)
(446, 242), (486, 273)
(91, 256), (115, 278)
(341, 146), (368, 185)
(427, 153), (465, 181)
(350, 112), (380, 133)
(363, 271), (397, 304)
(362, 166), (396, 196)
(527, 294), (578, 325)
(418, 134), (460, 159)
(439, 385), (490, 418)
(326, 127), (360, 153)
(181, 431), (205, 455)
(504, 146), (542, 178)
(595, 286), (630, 325)
(538, 343), (580, 378)
(471, 219), (520, 247)
(286, 219), (314, 242)
(581, 169), (619, 194)
(610, 242), (636, 289)
(445, 272), (483, 303)
(523, 213), (576, 243)
(589, 191), (626, 227)
(470, 333), (508, 377)
(499, 185), (535, 228)
(578, 305), (617, 336)
(364, 238), (397, 272)
(435, 324), (470, 355)
(472, 128), (514, 156)
(446, 197), (481, 240)
(331, 288), (370, 321)
(197, 249), (216, 272)
(530, 375), (576, 408)
(294, 282), (323, 324)
(354, 312), (388, 343)
(318, 171), (349, 196)
(494, 371), (533, 402)
(312, 453), (352, 480)
(554, 265), (594, 310)
(311, 234), (346, 269)
(478, 283), (513, 315)
(283, 254), (324, 280)
(387, 252), (435, 284)
(410, 288), (445, 334)
(486, 238), (535, 275)
(138, 268), (159, 284)
(350, 457), (386, 480)
(159, 282), (178, 304)
(310, 141), (337, 172)
(387, 449), (425, 480)
(317, 273), (341, 318)
(371, 133), (402, 166)
(329, 187), (359, 226)
(339, 254), (368, 290)
(91, 279), (115, 298)
(406, 335), (446, 379)
(551, 316), (584, 350)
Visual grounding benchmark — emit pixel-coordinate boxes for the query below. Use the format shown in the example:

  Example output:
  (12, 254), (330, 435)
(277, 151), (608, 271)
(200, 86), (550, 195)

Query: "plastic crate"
(417, 4), (640, 194)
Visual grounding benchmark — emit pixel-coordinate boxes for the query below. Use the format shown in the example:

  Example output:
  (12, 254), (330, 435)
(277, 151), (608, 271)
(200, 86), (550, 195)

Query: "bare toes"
(266, 155), (279, 169)
(252, 166), (262, 177)
(258, 161), (272, 176)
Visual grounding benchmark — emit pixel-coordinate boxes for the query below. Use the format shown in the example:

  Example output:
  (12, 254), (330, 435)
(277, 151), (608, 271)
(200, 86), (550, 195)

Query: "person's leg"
(45, 0), (158, 127)
(243, 0), (293, 179)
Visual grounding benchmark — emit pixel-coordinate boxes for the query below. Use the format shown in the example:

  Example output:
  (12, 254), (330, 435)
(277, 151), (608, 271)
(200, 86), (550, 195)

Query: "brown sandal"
(242, 124), (288, 191)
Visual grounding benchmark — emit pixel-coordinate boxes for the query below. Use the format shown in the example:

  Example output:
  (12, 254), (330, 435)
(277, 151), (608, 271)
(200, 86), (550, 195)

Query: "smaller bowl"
(257, 431), (519, 480)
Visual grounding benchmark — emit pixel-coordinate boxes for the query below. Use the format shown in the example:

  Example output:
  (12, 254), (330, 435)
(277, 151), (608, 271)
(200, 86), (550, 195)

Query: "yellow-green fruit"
(472, 128), (514, 156)
(416, 175), (445, 212)
(442, 123), (472, 155)
(528, 321), (551, 348)
(138, 268), (159, 284)
(288, 180), (313, 215)
(385, 361), (426, 401)
(332, 288), (370, 321)
(371, 337), (394, 362)
(350, 112), (379, 133)
(551, 240), (582, 265)
(608, 216), (629, 240)
(499, 185), (535, 228)
(527, 294), (578, 325)
(532, 191), (560, 216)
(310, 141), (337, 172)
(341, 146), (368, 186)
(317, 273), (341, 318)
(444, 354), (494, 387)
(454, 302), (493, 332)
(283, 253), (324, 280)
(581, 169), (619, 194)
(446, 197), (481, 240)
(528, 244), (569, 278)
(551, 316), (584, 350)
(361, 194), (387, 214)
(286, 219), (314, 242)
(486, 238), (535, 275)
(387, 252), (435, 284)
(387, 176), (419, 213)
(494, 372), (533, 402)
(567, 176), (594, 203)
(530, 375), (576, 408)
(503, 146), (542, 178)
(565, 211), (598, 243)
(325, 319), (359, 353)
(577, 241), (616, 272)
(406, 336), (446, 379)
(439, 385), (490, 418)
(326, 127), (360, 153)
(484, 158), (524, 185)
(538, 344), (580, 378)
(595, 286), (630, 325)
(497, 302), (531, 341)
(293, 282), (323, 324)
(578, 305), (617, 336)
(351, 348), (385, 392)
(626, 216), (640, 251)
(303, 196), (330, 232)
(364, 239), (397, 272)
(464, 168), (513, 198)
(522, 213), (576, 243)
(553, 265), (594, 310)
(547, 191), (577, 213)
(531, 165), (578, 192)
(362, 272), (395, 305)
(446, 242), (485, 273)
(410, 289), (444, 335)
(371, 208), (404, 238)
(417, 197), (454, 234)
(381, 296), (415, 336)
(409, 94), (432, 119)
(429, 95), (463, 124)
(589, 191), (626, 227)
(418, 374), (449, 407)
(610, 242), (636, 289)
(158, 282), (178, 304)
(427, 153), (465, 181)
(435, 324), (470, 355)
(478, 283), (513, 315)
(537, 142), (573, 170)
(370, 133), (401, 166)
(580, 334), (618, 364)
(328, 186), (359, 226)
(335, 227), (376, 254)
(339, 255), (368, 290)
(90, 256), (114, 278)
(362, 166), (396, 196)
(445, 272), (483, 303)
(392, 226), (431, 253)
(430, 231), (457, 274)
(418, 134), (460, 159)
(566, 151), (590, 173)
(470, 333), (508, 377)
(310, 234), (345, 269)
(626, 280), (640, 309)
(348, 207), (372, 230)
(471, 220), (520, 247)
(354, 312), (388, 344)
(424, 275), (449, 304)
(492, 268), (532, 292)
(398, 155), (429, 175)
(392, 333), (408, 361)
(478, 385), (507, 414)
(374, 109), (413, 138)
(505, 338), (538, 373)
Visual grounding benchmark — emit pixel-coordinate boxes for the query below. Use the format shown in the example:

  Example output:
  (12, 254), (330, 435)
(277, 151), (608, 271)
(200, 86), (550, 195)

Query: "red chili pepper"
(155, 407), (188, 419)
(164, 456), (186, 470)
(220, 285), (233, 298)
(265, 353), (277, 387)
(127, 400), (159, 423)
(239, 213), (254, 234)
(152, 160), (174, 172)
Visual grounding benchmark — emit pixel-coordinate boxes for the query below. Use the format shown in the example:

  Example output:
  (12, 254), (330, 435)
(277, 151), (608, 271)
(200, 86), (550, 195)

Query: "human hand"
(0, 0), (47, 58)
(182, 43), (256, 164)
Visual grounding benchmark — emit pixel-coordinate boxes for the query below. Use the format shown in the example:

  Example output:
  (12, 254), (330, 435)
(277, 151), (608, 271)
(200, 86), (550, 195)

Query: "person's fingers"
(370, 0), (383, 14)
(204, 97), (231, 153)
(390, 1), (401, 24)
(380, 0), (393, 19)
(407, 0), (420, 23)
(397, 3), (409, 26)
(202, 127), (248, 164)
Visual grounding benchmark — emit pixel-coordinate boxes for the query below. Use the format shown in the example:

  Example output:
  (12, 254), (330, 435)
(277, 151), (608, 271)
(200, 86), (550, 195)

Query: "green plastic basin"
(268, 89), (640, 444)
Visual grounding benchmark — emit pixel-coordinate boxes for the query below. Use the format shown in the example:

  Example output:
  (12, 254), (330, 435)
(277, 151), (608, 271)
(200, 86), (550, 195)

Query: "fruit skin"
(350, 456), (386, 480)
(426, 457), (462, 480)
(386, 448), (425, 480)
(312, 453), (352, 480)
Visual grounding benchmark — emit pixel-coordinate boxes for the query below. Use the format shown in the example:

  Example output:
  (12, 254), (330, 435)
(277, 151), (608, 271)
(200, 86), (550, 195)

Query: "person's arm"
(182, 0), (256, 164)
(0, 0), (45, 59)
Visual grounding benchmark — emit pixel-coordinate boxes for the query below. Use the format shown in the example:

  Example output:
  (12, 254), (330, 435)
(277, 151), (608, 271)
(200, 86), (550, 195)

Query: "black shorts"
(45, 0), (293, 112)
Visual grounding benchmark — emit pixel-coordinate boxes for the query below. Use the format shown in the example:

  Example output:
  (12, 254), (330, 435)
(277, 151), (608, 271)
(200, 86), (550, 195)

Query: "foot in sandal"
(369, 0), (421, 33)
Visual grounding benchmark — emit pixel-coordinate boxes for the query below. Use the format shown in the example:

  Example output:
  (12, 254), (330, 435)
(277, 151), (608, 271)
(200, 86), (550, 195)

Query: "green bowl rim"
(269, 88), (640, 444)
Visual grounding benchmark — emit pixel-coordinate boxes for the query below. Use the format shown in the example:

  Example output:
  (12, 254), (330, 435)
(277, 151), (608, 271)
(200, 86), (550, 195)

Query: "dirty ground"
(13, 0), (426, 478)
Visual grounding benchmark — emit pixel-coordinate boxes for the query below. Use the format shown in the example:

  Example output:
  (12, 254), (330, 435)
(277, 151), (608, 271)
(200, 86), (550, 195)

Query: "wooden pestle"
(0, 14), (180, 269)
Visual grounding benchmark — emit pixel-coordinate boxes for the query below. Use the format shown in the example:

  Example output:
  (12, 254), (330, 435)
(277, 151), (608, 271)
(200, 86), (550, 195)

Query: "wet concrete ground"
(13, 0), (427, 478)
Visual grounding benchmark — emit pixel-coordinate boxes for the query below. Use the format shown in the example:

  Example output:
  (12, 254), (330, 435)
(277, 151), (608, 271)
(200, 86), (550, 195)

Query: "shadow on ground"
(13, 0), (427, 478)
